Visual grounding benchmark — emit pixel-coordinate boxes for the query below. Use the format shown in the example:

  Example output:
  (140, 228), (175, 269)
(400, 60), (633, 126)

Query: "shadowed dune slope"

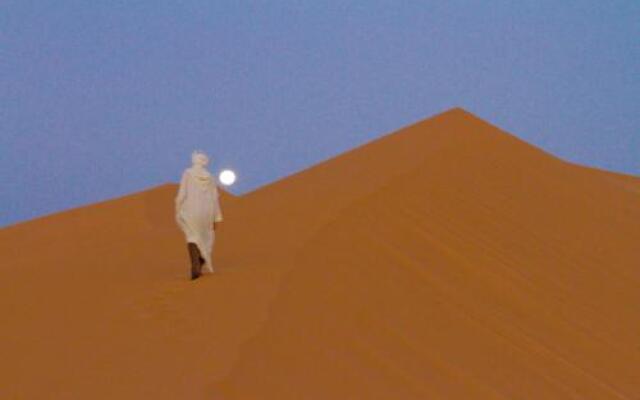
(1, 108), (639, 399)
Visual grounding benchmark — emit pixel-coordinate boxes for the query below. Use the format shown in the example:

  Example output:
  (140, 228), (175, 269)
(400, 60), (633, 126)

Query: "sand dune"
(1, 108), (638, 399)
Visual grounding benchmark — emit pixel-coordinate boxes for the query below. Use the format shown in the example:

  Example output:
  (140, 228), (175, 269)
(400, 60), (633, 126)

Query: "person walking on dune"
(175, 150), (223, 280)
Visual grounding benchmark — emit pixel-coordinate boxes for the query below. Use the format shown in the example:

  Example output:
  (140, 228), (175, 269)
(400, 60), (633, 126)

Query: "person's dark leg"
(187, 242), (202, 280)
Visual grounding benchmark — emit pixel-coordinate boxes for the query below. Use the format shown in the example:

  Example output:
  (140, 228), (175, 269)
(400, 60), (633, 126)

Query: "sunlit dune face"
(219, 169), (236, 186)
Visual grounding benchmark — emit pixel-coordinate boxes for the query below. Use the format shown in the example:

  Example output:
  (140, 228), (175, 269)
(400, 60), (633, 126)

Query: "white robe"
(175, 166), (223, 272)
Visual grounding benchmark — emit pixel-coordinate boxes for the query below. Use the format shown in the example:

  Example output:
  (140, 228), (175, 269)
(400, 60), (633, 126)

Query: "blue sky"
(1, 1), (638, 227)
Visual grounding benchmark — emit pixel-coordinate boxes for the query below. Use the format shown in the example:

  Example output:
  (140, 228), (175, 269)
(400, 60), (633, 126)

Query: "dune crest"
(1, 108), (638, 399)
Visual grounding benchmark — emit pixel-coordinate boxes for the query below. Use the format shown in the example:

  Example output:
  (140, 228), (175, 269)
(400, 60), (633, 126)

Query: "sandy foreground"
(1, 108), (639, 399)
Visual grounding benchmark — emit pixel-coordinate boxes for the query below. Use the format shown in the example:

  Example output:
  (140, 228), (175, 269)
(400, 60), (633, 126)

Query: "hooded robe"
(175, 165), (223, 272)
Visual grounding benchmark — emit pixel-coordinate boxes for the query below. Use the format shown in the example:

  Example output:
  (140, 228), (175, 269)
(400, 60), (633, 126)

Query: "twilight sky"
(1, 1), (638, 227)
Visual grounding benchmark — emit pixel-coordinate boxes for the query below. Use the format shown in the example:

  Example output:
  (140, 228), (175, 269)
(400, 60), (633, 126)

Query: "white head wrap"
(191, 150), (210, 167)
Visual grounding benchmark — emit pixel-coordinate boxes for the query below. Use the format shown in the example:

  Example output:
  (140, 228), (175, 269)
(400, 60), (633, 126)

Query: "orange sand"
(1, 108), (638, 399)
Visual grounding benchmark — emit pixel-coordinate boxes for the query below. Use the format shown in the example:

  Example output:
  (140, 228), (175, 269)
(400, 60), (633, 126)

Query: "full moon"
(219, 169), (236, 186)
